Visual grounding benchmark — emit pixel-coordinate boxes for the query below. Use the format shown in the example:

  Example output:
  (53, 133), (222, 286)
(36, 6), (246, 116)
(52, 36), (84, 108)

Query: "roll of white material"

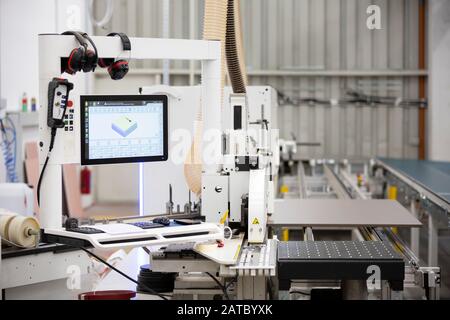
(0, 212), (40, 248)
(0, 211), (17, 240)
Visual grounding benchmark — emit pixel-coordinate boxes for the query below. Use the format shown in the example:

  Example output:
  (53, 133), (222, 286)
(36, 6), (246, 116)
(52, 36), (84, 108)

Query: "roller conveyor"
(378, 158), (450, 206)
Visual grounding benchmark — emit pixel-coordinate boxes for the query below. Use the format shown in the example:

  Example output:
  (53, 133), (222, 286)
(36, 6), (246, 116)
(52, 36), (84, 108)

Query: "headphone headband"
(61, 31), (87, 48)
(80, 32), (98, 63)
(107, 32), (131, 51)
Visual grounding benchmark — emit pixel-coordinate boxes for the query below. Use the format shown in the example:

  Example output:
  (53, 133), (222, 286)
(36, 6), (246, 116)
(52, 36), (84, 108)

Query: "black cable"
(37, 156), (50, 207)
(37, 128), (57, 206)
(205, 272), (230, 300)
(225, 277), (237, 290)
(78, 246), (168, 300)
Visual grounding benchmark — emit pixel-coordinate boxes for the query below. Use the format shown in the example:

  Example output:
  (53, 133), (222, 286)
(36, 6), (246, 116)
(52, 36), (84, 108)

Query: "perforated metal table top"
(277, 241), (405, 290)
(278, 241), (403, 261)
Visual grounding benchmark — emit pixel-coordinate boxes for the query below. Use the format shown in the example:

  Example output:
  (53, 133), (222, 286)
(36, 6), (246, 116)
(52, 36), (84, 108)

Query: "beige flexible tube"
(225, 0), (247, 93)
(184, 0), (247, 195)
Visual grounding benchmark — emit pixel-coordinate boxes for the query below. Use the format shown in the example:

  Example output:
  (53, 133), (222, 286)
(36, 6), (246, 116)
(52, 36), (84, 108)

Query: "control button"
(69, 114), (73, 119)
(65, 127), (68, 131)
(69, 127), (73, 131)
(69, 120), (73, 125)
(67, 100), (73, 108)
(57, 91), (62, 96)
(70, 109), (74, 113)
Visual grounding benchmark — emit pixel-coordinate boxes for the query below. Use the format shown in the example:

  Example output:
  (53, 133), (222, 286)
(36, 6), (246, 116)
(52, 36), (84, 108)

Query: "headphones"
(98, 32), (131, 80)
(62, 31), (98, 75)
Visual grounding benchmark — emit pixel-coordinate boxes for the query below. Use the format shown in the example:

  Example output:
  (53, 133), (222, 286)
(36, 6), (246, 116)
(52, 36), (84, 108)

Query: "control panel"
(47, 78), (74, 129)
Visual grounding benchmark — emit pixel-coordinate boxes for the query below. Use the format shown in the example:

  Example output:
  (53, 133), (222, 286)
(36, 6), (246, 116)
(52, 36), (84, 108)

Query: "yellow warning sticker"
(252, 217), (260, 225)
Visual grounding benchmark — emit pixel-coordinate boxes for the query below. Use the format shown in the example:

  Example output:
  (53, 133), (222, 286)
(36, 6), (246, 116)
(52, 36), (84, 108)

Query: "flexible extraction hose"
(183, 0), (248, 195)
(225, 0), (247, 94)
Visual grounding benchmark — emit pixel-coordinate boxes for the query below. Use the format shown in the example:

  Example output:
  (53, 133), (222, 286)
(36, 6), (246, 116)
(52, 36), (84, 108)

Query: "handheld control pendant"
(47, 78), (74, 129)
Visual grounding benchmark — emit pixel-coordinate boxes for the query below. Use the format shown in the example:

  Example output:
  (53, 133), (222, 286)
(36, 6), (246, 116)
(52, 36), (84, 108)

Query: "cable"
(36, 128), (57, 206)
(225, 277), (237, 290)
(205, 271), (230, 300)
(78, 246), (169, 300)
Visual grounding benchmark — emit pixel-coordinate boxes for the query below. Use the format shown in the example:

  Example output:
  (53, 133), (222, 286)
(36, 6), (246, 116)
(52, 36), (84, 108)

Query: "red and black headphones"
(62, 31), (98, 75)
(98, 32), (131, 80)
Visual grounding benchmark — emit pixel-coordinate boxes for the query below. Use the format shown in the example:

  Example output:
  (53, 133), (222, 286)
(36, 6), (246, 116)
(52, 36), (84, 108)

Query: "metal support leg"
(237, 276), (267, 300)
(428, 214), (438, 267)
(342, 280), (367, 300)
(426, 270), (440, 300)
(410, 201), (420, 258)
(380, 280), (403, 300)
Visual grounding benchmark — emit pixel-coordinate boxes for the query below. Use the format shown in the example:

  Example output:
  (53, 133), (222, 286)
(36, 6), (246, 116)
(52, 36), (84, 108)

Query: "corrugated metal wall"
(94, 0), (423, 160)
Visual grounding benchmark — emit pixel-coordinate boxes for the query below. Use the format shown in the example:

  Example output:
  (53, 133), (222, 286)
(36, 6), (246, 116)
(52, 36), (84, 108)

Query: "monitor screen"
(80, 95), (168, 165)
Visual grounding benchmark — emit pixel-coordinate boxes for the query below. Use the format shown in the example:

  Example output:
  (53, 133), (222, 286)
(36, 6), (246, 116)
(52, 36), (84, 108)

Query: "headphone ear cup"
(108, 60), (129, 80)
(83, 49), (97, 72)
(98, 58), (114, 68)
(66, 48), (84, 74)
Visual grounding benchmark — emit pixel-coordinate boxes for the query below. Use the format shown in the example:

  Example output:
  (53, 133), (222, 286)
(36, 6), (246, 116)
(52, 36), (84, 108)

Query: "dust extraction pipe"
(183, 0), (248, 195)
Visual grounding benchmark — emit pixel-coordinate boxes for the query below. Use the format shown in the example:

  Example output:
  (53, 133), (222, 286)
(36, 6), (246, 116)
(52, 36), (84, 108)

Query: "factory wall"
(94, 0), (424, 161)
(428, 0), (450, 161)
(0, 1), (434, 203)
(0, 0), (92, 183)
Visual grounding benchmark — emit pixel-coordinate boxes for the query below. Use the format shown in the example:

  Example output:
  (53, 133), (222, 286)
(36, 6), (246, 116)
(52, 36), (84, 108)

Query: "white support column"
(201, 56), (223, 173)
(38, 35), (69, 229)
(410, 200), (420, 259)
(428, 213), (439, 266)
(428, 0), (450, 161)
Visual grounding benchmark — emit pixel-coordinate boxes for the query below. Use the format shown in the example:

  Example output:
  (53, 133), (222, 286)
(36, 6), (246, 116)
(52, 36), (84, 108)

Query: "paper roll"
(0, 211), (18, 240)
(0, 213), (40, 248)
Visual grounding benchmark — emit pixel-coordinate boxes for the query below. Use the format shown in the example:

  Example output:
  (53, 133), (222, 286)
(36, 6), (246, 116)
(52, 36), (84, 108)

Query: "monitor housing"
(80, 95), (168, 165)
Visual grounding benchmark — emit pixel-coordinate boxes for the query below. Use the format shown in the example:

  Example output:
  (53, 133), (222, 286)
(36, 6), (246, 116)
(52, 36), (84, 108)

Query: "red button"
(67, 100), (73, 107)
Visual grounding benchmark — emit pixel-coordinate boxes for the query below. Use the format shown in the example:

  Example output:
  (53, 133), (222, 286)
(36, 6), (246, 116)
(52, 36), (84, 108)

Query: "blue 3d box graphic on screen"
(112, 116), (138, 137)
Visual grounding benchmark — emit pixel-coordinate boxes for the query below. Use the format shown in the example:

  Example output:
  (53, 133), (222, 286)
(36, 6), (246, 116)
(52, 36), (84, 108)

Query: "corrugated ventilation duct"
(184, 0), (247, 195)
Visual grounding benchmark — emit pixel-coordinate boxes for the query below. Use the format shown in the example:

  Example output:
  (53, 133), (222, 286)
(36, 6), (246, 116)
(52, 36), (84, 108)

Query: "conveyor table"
(377, 157), (450, 267)
(277, 241), (405, 292)
(378, 158), (450, 206)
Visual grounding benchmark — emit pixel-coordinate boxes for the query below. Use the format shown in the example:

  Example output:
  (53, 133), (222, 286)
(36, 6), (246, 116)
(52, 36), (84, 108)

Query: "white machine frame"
(38, 35), (223, 247)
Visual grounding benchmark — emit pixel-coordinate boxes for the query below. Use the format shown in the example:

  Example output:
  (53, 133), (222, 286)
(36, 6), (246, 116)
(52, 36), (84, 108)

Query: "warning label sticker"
(252, 217), (260, 225)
